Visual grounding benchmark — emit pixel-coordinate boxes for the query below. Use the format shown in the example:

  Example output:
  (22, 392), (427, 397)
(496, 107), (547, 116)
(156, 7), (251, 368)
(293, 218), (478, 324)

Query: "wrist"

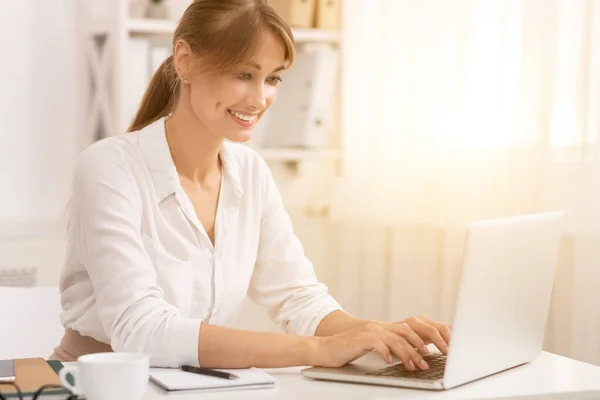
(345, 316), (378, 331)
(296, 336), (322, 366)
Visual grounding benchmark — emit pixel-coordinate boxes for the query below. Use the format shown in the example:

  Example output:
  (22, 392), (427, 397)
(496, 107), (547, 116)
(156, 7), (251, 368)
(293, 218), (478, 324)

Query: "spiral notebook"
(149, 367), (276, 393)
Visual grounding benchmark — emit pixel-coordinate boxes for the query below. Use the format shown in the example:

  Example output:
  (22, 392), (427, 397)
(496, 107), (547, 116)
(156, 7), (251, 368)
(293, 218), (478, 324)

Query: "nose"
(248, 82), (268, 111)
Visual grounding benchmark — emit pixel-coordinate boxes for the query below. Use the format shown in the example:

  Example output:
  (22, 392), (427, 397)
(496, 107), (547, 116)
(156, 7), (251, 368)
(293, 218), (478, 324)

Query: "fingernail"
(387, 355), (393, 364)
(420, 360), (429, 370)
(408, 360), (416, 370)
(422, 346), (429, 354)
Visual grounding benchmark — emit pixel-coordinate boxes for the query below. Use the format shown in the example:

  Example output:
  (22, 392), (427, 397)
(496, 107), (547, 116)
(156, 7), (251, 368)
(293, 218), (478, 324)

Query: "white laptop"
(302, 212), (564, 390)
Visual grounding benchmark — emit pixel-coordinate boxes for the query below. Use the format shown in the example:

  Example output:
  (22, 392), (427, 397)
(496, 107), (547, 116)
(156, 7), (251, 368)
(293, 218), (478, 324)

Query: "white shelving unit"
(77, 0), (342, 165)
(127, 18), (342, 43)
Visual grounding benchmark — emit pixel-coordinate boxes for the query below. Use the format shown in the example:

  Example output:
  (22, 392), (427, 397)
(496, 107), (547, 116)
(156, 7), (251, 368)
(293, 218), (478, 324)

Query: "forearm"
(198, 322), (318, 368)
(314, 310), (372, 336)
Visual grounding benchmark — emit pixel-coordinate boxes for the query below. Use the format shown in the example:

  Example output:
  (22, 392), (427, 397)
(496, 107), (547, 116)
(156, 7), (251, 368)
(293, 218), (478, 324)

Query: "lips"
(227, 109), (257, 123)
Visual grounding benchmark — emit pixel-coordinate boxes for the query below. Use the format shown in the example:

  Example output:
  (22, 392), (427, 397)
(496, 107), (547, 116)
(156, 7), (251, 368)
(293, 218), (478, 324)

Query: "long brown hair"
(127, 0), (295, 132)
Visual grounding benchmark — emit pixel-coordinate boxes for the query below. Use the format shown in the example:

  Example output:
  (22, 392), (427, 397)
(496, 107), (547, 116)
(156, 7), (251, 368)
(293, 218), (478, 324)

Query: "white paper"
(149, 367), (276, 392)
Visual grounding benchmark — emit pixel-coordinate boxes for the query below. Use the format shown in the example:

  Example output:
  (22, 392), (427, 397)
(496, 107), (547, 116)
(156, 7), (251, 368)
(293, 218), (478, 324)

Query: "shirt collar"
(138, 118), (243, 203)
(219, 141), (244, 197)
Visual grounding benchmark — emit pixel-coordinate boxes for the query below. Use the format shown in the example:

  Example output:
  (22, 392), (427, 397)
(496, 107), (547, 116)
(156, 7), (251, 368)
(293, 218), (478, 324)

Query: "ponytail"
(127, 55), (179, 132)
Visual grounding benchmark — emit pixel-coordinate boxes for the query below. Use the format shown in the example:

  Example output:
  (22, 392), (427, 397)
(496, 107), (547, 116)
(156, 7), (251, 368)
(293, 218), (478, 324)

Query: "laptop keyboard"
(366, 353), (447, 380)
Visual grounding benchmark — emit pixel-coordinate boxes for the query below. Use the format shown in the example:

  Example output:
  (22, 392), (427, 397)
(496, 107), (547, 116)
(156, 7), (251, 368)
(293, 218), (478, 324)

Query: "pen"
(180, 365), (240, 380)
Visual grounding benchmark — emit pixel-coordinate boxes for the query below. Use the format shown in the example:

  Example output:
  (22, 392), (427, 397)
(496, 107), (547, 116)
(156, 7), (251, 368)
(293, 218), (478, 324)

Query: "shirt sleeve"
(69, 141), (201, 367)
(247, 158), (343, 336)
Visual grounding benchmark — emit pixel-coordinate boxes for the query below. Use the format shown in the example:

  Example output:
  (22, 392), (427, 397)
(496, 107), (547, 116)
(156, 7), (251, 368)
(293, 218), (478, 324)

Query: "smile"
(227, 109), (257, 123)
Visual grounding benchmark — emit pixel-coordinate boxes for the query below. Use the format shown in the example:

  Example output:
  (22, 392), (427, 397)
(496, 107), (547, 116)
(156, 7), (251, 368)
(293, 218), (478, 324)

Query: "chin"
(224, 129), (253, 143)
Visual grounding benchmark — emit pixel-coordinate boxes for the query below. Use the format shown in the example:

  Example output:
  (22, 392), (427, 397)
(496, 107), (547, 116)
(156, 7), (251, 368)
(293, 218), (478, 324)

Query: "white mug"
(58, 352), (149, 400)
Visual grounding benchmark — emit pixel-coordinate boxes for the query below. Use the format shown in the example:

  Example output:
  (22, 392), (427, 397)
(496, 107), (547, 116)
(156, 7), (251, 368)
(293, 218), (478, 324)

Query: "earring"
(180, 75), (190, 85)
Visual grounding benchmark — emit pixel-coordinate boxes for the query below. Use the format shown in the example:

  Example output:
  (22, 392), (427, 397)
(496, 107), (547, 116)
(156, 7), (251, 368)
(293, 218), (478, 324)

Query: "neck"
(165, 101), (223, 185)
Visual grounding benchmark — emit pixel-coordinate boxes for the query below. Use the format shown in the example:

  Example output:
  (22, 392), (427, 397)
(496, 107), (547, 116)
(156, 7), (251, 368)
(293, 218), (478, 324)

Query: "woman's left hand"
(376, 316), (451, 355)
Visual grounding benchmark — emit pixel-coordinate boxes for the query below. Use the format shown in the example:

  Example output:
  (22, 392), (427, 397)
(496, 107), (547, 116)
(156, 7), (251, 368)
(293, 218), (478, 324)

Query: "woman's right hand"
(312, 322), (431, 370)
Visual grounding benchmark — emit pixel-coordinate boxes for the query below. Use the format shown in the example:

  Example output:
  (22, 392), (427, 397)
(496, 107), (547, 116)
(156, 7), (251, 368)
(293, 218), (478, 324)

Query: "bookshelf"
(126, 18), (341, 43)
(77, 1), (342, 165)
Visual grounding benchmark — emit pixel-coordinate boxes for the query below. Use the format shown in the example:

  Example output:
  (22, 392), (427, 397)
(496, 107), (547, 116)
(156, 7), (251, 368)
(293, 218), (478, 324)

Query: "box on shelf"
(269, 0), (317, 29)
(314, 0), (341, 30)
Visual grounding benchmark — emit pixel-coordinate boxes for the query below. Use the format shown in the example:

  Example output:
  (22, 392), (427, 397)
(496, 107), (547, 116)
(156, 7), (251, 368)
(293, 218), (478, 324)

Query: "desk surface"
(141, 351), (600, 400)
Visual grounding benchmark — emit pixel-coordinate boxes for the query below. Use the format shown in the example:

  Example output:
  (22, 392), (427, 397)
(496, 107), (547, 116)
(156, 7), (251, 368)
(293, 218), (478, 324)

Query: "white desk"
(141, 352), (600, 400)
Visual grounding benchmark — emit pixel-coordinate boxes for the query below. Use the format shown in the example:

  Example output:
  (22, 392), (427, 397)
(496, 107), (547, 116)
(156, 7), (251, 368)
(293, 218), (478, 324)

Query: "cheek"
(265, 86), (279, 108)
(199, 81), (247, 111)
(188, 87), (212, 120)
(188, 82), (229, 117)
(225, 81), (249, 104)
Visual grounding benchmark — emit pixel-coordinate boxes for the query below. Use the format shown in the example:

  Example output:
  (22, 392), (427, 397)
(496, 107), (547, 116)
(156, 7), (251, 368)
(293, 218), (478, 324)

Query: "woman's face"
(186, 32), (287, 143)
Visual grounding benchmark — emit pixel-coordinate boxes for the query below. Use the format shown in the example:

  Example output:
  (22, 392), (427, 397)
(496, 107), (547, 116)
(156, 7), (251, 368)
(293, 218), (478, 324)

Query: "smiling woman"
(50, 0), (451, 371)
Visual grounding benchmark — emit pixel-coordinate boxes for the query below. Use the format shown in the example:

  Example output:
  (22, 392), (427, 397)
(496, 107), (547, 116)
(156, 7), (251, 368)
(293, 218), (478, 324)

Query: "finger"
(438, 325), (451, 345)
(381, 334), (414, 370)
(384, 323), (428, 354)
(381, 331), (429, 371)
(418, 316), (452, 346)
(410, 317), (449, 354)
(369, 338), (393, 364)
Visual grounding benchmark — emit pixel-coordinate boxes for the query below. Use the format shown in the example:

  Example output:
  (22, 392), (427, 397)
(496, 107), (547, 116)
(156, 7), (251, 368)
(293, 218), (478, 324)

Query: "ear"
(173, 40), (193, 82)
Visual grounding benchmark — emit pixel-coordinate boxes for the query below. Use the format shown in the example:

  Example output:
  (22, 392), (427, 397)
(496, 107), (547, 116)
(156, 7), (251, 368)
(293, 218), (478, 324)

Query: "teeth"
(229, 110), (256, 122)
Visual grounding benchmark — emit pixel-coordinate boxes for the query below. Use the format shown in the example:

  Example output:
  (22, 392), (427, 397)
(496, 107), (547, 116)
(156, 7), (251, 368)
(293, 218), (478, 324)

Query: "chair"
(0, 287), (64, 359)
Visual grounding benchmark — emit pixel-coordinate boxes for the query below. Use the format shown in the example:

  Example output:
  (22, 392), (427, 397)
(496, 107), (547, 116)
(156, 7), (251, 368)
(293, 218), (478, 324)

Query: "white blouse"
(59, 118), (342, 367)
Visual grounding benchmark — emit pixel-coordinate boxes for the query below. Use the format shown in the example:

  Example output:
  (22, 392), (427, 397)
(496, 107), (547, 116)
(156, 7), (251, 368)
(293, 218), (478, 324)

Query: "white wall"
(0, 0), (78, 226)
(0, 1), (35, 222)
(0, 1), (78, 286)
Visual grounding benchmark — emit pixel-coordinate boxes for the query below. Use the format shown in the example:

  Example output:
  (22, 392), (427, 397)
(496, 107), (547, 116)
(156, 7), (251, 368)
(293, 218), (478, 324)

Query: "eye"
(237, 73), (252, 80)
(267, 76), (283, 85)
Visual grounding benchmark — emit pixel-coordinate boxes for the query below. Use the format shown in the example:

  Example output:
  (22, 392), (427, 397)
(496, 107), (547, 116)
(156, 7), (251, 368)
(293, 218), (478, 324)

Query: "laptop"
(301, 211), (564, 390)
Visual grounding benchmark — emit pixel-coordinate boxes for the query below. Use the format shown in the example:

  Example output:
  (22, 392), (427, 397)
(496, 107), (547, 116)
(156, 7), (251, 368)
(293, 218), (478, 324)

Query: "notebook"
(0, 359), (68, 399)
(149, 367), (276, 393)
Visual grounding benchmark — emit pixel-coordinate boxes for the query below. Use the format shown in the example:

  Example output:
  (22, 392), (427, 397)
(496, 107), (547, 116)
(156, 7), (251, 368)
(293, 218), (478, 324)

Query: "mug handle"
(58, 365), (81, 396)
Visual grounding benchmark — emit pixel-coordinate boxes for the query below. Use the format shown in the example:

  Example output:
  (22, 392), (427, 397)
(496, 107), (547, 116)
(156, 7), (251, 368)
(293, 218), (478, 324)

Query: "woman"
(51, 0), (450, 371)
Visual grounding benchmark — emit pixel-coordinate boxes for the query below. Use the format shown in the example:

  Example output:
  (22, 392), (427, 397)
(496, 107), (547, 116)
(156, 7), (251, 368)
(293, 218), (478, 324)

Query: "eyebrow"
(248, 62), (286, 73)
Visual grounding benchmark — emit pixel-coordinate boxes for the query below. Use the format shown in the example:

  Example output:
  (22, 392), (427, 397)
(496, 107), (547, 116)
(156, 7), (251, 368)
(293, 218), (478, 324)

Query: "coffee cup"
(58, 352), (149, 400)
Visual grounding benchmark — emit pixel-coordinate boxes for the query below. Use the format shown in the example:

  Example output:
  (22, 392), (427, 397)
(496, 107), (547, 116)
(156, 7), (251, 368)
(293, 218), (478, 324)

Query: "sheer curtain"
(333, 0), (600, 364)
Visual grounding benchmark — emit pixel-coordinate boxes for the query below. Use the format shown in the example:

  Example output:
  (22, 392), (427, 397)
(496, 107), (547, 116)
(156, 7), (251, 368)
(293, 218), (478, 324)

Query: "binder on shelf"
(269, 0), (317, 28)
(260, 44), (340, 149)
(315, 0), (341, 30)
